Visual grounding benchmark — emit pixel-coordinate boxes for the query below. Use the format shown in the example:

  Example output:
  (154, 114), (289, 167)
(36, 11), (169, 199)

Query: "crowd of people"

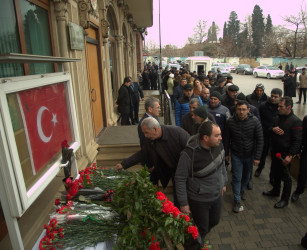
(115, 64), (307, 246)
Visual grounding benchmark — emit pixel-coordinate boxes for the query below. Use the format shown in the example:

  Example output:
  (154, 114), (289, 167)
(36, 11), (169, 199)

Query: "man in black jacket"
(291, 115), (307, 202)
(263, 97), (302, 208)
(129, 81), (144, 124)
(115, 117), (190, 207)
(255, 88), (282, 178)
(221, 84), (239, 109)
(117, 76), (133, 125)
(224, 100), (263, 213)
(246, 83), (268, 109)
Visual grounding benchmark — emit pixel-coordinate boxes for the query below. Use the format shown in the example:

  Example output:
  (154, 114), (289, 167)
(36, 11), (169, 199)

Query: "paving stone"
(219, 232), (231, 238)
(218, 244), (233, 250)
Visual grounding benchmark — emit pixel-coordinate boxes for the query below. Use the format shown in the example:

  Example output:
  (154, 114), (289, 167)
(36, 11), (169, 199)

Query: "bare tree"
(282, 1), (307, 57)
(191, 20), (207, 44)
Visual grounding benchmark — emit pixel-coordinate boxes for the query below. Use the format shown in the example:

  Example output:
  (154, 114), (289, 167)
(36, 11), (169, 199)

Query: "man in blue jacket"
(175, 83), (203, 126)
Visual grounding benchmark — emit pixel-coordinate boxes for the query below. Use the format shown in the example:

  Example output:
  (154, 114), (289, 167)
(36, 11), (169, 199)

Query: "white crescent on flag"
(37, 106), (55, 143)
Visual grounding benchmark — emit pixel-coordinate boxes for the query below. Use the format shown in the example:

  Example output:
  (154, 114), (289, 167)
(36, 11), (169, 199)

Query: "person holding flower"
(263, 96), (302, 208)
(175, 121), (227, 240)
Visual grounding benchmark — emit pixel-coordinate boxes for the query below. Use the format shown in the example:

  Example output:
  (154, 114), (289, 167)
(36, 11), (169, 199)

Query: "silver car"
(253, 65), (284, 79)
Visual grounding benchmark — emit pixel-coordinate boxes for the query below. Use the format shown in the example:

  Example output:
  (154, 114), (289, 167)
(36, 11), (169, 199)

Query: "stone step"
(98, 144), (140, 154)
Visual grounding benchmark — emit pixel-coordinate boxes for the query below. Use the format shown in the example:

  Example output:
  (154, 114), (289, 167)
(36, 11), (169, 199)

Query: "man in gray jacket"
(176, 121), (227, 240)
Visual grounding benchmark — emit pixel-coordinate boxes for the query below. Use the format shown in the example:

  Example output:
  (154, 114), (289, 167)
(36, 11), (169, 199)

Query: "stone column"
(52, 0), (69, 71)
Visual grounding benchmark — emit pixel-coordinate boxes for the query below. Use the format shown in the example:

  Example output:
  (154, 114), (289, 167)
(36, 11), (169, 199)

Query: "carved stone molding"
(52, 0), (68, 21)
(101, 18), (109, 38)
(115, 35), (124, 44)
(78, 0), (91, 29)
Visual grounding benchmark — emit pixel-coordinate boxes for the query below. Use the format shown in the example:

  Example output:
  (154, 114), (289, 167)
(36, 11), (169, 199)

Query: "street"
(230, 73), (306, 120)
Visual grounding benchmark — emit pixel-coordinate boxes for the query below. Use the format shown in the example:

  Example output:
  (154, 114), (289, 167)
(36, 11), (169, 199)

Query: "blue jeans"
(231, 154), (253, 203)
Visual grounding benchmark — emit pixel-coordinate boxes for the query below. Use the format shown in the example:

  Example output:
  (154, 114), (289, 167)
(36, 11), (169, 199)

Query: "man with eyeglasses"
(224, 100), (263, 213)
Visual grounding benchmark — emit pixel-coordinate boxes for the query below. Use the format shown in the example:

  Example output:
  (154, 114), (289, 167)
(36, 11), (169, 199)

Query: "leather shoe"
(263, 190), (280, 197)
(274, 200), (288, 208)
(291, 192), (300, 202)
(255, 167), (262, 177)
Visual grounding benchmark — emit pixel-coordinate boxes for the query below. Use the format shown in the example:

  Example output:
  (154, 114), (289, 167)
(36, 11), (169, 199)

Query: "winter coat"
(211, 86), (226, 96)
(246, 91), (268, 109)
(130, 82), (144, 105)
(173, 85), (184, 101)
(121, 125), (190, 188)
(117, 84), (131, 114)
(224, 113), (264, 160)
(181, 112), (216, 136)
(221, 93), (235, 109)
(175, 94), (203, 126)
(175, 135), (228, 206)
(299, 73), (307, 88)
(207, 103), (230, 133)
(142, 71), (150, 90)
(259, 99), (279, 136)
(167, 77), (174, 95)
(283, 74), (296, 97)
(270, 111), (302, 156)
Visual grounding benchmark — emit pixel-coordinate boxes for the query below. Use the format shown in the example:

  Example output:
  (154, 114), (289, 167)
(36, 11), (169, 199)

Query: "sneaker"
(241, 191), (247, 200)
(233, 202), (243, 213)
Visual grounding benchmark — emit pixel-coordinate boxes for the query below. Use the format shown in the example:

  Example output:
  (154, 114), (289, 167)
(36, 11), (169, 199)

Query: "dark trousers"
(298, 88), (307, 103)
(120, 113), (130, 125)
(271, 152), (292, 201)
(295, 151), (307, 194)
(130, 102), (140, 123)
(189, 196), (222, 239)
(151, 80), (157, 90)
(259, 135), (270, 169)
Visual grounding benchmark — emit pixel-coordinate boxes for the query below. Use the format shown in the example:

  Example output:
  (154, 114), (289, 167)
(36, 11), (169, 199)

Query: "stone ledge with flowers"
(38, 160), (211, 250)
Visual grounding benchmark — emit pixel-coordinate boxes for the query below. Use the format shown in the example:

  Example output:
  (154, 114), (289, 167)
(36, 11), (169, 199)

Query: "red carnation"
(188, 225), (199, 239)
(54, 199), (61, 206)
(275, 153), (282, 159)
(184, 215), (190, 222)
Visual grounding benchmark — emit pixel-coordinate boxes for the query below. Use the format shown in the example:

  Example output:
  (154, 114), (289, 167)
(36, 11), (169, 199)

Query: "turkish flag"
(18, 82), (73, 174)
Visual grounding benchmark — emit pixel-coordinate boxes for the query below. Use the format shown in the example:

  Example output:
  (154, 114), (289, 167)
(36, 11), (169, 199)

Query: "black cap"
(236, 92), (246, 100)
(193, 106), (208, 119)
(183, 83), (193, 90)
(210, 91), (222, 100)
(228, 85), (239, 92)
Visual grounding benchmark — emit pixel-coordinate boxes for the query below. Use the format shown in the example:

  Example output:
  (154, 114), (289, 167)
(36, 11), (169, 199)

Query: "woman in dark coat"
(283, 71), (297, 98)
(117, 76), (133, 125)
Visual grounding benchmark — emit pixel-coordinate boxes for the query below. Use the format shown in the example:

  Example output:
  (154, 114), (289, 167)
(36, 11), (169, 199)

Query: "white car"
(253, 65), (284, 79)
(212, 63), (235, 72)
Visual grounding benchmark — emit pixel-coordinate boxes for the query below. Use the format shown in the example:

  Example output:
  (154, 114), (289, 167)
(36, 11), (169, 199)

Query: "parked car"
(253, 65), (284, 79)
(235, 64), (253, 75)
(212, 63), (235, 72)
(211, 66), (230, 77)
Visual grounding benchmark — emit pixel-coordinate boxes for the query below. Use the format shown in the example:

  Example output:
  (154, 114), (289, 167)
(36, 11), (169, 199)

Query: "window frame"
(0, 72), (80, 217)
(11, 0), (57, 75)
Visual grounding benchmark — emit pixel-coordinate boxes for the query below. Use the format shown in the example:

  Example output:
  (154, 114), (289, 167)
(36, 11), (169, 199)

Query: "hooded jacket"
(175, 135), (228, 206)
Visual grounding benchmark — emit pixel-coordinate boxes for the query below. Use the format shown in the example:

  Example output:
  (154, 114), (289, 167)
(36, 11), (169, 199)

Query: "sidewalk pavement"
(164, 159), (306, 250)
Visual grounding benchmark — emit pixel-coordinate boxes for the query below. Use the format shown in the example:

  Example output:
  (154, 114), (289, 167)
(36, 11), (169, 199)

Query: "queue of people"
(115, 67), (306, 245)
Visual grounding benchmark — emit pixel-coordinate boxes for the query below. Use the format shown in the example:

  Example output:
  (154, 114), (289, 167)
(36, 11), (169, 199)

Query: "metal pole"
(159, 0), (162, 67)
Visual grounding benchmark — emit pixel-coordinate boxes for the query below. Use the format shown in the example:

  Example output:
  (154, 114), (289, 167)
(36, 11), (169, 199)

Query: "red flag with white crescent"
(18, 82), (73, 174)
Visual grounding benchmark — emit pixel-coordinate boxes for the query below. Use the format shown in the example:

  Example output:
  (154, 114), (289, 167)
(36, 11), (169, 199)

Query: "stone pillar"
(52, 0), (69, 71)
(115, 35), (124, 92)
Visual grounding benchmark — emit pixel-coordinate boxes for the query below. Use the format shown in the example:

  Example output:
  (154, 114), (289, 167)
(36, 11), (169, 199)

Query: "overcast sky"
(146, 0), (306, 48)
